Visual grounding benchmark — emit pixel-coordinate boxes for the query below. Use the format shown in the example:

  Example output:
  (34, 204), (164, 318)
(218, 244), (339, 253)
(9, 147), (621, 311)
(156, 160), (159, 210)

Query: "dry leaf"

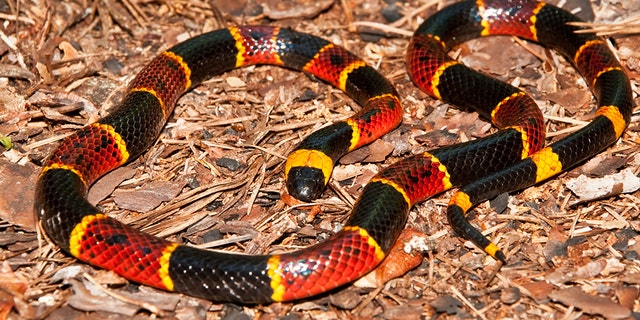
(565, 168), (640, 204)
(355, 228), (428, 288)
(549, 287), (631, 320)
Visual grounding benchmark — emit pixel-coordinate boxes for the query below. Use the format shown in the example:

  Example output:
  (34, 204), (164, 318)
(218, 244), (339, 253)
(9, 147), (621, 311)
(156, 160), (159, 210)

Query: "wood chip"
(548, 287), (631, 320)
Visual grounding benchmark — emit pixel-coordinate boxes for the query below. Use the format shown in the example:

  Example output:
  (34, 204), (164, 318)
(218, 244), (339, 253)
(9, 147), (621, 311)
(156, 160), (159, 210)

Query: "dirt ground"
(1, 0), (640, 319)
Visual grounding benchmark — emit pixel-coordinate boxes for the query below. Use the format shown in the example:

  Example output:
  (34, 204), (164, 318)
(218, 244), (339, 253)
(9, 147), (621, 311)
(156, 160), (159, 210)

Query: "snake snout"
(286, 166), (326, 202)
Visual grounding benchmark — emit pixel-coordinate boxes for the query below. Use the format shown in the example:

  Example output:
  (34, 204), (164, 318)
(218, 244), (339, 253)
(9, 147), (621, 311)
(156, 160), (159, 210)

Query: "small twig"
(83, 273), (164, 316)
(511, 36), (547, 62)
(483, 260), (503, 287)
(166, 115), (258, 128)
(546, 123), (587, 137)
(450, 285), (488, 320)
(242, 144), (287, 160)
(119, 0), (149, 26)
(390, 0), (441, 28)
(246, 161), (267, 217)
(348, 21), (413, 37)
(0, 28), (17, 50)
(352, 285), (385, 315)
(268, 119), (325, 132)
(601, 204), (630, 227)
(194, 234), (254, 249)
(568, 15), (640, 36)
(0, 12), (35, 24)
(24, 132), (74, 150)
(339, 0), (354, 25)
(544, 115), (589, 126)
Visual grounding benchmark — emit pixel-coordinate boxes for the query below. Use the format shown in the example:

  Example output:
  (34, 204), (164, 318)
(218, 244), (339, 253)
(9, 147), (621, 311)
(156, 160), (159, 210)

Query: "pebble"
(500, 287), (522, 305)
(216, 157), (241, 171)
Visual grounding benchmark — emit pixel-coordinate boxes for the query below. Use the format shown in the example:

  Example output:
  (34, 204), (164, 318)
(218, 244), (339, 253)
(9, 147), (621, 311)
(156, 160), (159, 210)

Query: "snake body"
(35, 0), (633, 303)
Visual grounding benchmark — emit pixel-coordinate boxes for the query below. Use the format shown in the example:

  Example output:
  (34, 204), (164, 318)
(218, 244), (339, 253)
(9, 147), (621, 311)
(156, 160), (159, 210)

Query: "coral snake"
(35, 0), (633, 303)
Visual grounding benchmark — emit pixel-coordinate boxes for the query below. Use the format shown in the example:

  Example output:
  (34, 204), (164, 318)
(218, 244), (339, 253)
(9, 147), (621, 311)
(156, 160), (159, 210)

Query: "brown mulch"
(1, 0), (640, 319)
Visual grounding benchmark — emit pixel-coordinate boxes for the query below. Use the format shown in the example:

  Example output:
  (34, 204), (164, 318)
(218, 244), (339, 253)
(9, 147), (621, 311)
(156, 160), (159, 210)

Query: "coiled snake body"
(35, 0), (633, 303)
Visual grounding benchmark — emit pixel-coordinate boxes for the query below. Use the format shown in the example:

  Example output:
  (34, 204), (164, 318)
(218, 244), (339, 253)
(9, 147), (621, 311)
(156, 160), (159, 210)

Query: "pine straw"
(570, 14), (640, 36)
